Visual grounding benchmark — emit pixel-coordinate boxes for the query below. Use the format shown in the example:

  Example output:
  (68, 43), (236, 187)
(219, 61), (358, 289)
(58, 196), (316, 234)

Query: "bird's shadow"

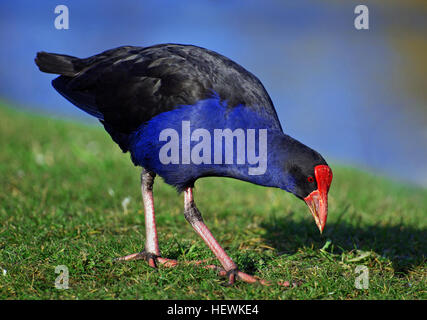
(259, 209), (426, 274)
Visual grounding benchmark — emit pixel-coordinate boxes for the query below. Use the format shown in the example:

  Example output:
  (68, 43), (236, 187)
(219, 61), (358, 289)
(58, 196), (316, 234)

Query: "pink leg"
(116, 173), (290, 286)
(183, 188), (277, 286)
(184, 188), (236, 272)
(116, 170), (163, 267)
(142, 173), (160, 257)
(116, 170), (200, 268)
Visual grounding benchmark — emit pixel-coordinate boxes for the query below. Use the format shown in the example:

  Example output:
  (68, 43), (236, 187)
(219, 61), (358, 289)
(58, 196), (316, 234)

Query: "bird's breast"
(128, 95), (284, 190)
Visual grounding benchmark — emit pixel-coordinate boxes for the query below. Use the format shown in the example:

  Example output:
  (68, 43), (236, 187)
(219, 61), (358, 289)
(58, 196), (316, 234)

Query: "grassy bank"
(0, 104), (425, 299)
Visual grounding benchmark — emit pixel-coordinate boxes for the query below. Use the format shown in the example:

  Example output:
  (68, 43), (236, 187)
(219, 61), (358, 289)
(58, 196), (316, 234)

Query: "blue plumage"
(128, 95), (295, 192)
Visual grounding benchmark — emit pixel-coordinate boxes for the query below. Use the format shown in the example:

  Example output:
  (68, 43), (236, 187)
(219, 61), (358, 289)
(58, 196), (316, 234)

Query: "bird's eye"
(307, 176), (314, 183)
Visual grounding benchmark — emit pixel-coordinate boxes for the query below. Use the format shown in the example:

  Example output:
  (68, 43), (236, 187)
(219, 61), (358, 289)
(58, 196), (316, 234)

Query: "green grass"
(0, 102), (426, 300)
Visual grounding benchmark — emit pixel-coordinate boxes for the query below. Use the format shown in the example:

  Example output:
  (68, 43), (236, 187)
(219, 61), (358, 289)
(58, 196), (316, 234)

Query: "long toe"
(218, 268), (292, 287)
(115, 252), (211, 269)
(115, 251), (147, 261)
(115, 250), (160, 268)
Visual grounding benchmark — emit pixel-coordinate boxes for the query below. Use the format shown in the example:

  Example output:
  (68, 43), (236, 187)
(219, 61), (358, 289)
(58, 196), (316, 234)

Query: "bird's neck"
(223, 131), (300, 192)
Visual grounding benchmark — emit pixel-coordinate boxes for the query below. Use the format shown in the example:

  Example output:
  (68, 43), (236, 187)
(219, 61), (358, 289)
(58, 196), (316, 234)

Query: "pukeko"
(35, 44), (333, 285)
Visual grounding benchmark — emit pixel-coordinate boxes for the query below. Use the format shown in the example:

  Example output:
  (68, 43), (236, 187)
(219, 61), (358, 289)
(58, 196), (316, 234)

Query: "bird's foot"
(218, 268), (292, 287)
(115, 251), (178, 268)
(115, 251), (215, 268)
(116, 252), (293, 287)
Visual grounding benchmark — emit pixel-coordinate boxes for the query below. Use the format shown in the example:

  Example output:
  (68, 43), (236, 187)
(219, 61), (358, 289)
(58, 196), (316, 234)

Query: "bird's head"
(279, 139), (333, 233)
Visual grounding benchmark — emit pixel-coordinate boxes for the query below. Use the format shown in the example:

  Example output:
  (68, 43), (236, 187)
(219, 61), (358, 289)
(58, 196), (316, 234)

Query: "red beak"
(304, 165), (333, 233)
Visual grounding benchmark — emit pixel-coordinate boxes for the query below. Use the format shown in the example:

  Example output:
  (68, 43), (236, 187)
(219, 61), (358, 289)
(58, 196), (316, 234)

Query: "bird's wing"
(51, 44), (283, 134)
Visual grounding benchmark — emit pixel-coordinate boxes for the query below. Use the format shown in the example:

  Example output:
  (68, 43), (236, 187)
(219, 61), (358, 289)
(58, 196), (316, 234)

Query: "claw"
(225, 268), (238, 286)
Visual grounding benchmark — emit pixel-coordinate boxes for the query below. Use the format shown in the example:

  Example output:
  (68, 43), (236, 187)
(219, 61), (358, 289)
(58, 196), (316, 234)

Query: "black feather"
(35, 52), (81, 77)
(35, 44), (283, 136)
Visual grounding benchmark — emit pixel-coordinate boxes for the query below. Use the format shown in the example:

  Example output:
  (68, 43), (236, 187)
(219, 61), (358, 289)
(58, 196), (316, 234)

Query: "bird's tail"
(35, 52), (82, 77)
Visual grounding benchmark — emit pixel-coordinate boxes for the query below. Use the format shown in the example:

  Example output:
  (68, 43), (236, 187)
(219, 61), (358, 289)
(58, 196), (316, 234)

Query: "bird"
(35, 43), (333, 285)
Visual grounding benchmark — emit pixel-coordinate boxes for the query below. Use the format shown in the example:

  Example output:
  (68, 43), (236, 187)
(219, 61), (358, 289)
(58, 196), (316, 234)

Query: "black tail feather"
(35, 52), (81, 77)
